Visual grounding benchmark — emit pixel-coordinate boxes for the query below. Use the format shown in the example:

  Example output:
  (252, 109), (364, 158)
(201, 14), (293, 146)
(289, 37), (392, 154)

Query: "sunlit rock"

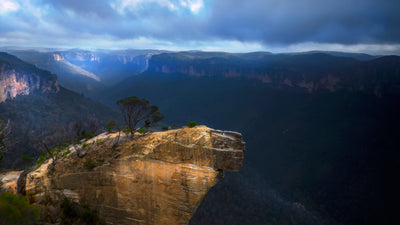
(0, 62), (59, 103)
(0, 170), (25, 194)
(26, 126), (245, 225)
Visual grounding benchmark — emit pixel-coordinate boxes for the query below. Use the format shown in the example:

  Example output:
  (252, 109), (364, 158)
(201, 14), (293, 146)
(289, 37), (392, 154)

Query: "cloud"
(206, 0), (400, 45)
(185, 0), (204, 14)
(0, 0), (399, 53)
(110, 0), (203, 14)
(0, 0), (19, 14)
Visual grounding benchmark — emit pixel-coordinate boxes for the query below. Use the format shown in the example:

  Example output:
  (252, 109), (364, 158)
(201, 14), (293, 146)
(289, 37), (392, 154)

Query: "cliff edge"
(22, 126), (245, 224)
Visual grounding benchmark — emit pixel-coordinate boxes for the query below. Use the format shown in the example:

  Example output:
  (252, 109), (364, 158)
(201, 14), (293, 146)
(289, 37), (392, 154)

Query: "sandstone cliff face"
(0, 62), (59, 103)
(25, 126), (245, 225)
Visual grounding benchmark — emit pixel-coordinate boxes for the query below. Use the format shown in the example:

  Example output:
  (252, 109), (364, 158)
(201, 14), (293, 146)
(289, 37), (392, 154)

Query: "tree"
(0, 120), (11, 162)
(116, 96), (164, 135)
(187, 121), (197, 128)
(106, 120), (117, 132)
(30, 125), (72, 169)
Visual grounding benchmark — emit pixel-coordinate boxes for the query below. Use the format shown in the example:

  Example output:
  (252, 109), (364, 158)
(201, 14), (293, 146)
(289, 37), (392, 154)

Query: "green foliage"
(22, 155), (33, 162)
(106, 120), (117, 132)
(61, 148), (71, 158)
(187, 121), (197, 128)
(82, 142), (89, 149)
(95, 139), (105, 145)
(81, 129), (87, 137)
(172, 124), (179, 129)
(36, 154), (47, 167)
(79, 129), (96, 140)
(151, 112), (165, 124)
(116, 96), (164, 135)
(161, 126), (169, 131)
(137, 128), (147, 134)
(0, 192), (39, 225)
(123, 127), (131, 133)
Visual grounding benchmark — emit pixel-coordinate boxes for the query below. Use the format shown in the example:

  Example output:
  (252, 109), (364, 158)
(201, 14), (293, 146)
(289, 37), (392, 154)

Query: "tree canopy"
(116, 96), (164, 135)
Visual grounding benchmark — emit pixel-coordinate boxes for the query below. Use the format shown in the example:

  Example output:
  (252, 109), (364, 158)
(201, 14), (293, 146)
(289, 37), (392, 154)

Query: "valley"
(1, 49), (399, 225)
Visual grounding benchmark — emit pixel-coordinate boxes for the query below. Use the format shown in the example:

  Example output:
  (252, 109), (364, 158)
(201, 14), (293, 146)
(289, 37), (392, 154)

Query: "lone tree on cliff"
(117, 96), (164, 135)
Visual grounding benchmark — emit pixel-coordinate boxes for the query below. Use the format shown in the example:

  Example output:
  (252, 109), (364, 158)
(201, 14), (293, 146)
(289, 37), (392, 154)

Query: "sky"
(0, 0), (399, 54)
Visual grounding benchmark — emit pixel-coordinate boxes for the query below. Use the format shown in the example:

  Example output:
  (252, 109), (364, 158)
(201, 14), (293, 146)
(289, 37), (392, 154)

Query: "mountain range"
(1, 48), (399, 225)
(0, 52), (120, 169)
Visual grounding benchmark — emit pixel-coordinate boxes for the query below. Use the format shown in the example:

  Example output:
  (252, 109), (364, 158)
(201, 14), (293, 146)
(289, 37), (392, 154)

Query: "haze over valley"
(1, 0), (399, 225)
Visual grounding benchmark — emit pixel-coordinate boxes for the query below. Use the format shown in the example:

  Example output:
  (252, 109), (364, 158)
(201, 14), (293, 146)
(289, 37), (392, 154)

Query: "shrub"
(82, 142), (88, 149)
(106, 120), (117, 132)
(123, 127), (131, 133)
(161, 126), (169, 131)
(187, 121), (197, 128)
(36, 154), (47, 167)
(61, 148), (71, 158)
(0, 192), (39, 225)
(96, 139), (105, 145)
(137, 128), (147, 134)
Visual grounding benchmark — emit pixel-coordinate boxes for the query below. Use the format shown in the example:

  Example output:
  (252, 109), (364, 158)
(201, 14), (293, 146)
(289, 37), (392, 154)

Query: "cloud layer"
(0, 0), (399, 53)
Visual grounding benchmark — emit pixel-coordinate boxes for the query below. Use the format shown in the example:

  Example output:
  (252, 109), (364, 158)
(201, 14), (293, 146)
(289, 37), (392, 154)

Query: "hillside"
(95, 52), (400, 225)
(2, 50), (399, 224)
(0, 52), (121, 169)
(7, 49), (169, 97)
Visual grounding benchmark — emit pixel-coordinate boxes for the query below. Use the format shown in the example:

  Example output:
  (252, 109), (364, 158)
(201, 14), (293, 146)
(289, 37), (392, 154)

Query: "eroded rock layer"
(25, 126), (245, 225)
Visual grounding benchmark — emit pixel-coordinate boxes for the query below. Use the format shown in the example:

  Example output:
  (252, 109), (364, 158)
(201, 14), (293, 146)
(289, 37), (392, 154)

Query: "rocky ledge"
(19, 126), (245, 225)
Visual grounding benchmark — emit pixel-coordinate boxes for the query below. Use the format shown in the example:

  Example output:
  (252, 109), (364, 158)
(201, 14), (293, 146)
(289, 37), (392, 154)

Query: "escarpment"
(0, 52), (59, 103)
(21, 126), (245, 225)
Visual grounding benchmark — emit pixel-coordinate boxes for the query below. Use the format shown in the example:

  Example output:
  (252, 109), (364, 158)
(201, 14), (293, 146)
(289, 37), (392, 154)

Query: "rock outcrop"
(0, 170), (25, 194)
(25, 126), (245, 225)
(0, 52), (59, 103)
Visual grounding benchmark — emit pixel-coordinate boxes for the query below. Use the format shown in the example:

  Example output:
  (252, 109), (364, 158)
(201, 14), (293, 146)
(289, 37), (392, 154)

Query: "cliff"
(147, 52), (400, 95)
(21, 126), (245, 224)
(0, 52), (59, 103)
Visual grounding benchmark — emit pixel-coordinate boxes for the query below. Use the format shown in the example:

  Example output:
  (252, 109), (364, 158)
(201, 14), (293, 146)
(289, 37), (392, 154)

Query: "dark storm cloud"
(206, 0), (400, 45)
(0, 0), (399, 49)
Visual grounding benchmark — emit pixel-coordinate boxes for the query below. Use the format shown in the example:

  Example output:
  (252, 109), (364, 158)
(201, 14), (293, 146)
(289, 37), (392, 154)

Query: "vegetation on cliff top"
(0, 192), (39, 225)
(116, 96), (164, 135)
